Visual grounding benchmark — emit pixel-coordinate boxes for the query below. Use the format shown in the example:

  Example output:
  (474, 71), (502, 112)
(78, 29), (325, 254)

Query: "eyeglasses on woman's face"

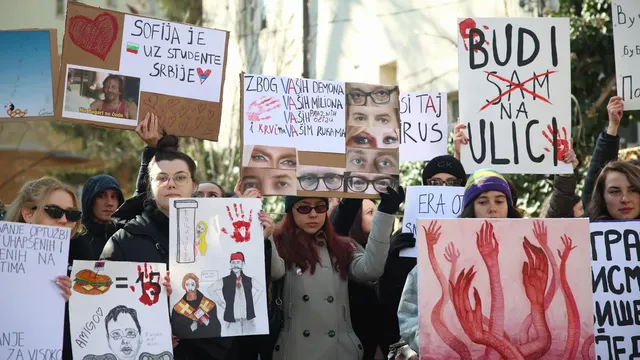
(153, 172), (191, 187)
(31, 205), (82, 222)
(294, 204), (329, 215)
(297, 173), (344, 191)
(346, 175), (397, 193)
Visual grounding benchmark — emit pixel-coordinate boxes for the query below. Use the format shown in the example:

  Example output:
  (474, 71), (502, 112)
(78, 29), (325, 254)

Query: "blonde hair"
(6, 176), (84, 237)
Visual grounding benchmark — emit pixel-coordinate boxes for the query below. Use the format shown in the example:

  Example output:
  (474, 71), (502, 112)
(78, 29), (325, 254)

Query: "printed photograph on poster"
(344, 172), (399, 195)
(346, 126), (399, 149)
(346, 147), (399, 175)
(416, 218), (593, 358)
(346, 106), (400, 129)
(239, 167), (296, 196)
(296, 165), (345, 192)
(169, 198), (269, 338)
(612, 0), (640, 110)
(346, 83), (400, 108)
(399, 92), (448, 162)
(242, 145), (297, 169)
(62, 64), (140, 126)
(457, 17), (572, 174)
(0, 30), (57, 121)
(69, 260), (173, 360)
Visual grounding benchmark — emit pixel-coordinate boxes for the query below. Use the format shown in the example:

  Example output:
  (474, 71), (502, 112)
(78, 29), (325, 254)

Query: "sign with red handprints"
(221, 203), (253, 243)
(457, 17), (572, 174)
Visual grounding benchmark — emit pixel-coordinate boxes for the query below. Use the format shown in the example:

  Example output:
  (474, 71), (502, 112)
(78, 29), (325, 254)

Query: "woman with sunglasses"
(270, 186), (405, 360)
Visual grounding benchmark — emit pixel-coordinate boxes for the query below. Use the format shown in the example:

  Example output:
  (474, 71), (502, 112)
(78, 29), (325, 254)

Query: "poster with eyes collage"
(240, 73), (420, 198)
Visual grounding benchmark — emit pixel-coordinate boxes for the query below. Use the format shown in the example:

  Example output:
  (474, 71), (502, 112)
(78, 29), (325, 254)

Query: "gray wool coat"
(270, 211), (395, 360)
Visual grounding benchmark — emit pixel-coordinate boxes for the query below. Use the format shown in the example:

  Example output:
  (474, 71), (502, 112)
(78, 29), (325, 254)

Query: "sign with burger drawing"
(69, 260), (174, 360)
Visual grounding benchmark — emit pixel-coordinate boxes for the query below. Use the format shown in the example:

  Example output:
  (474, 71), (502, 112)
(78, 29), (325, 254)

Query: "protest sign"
(240, 73), (400, 198)
(416, 218), (594, 358)
(69, 260), (173, 359)
(0, 29), (58, 122)
(0, 221), (70, 360)
(399, 186), (464, 258)
(169, 198), (268, 338)
(458, 17), (572, 174)
(591, 221), (640, 359)
(56, 1), (229, 140)
(399, 92), (448, 162)
(612, 1), (640, 110)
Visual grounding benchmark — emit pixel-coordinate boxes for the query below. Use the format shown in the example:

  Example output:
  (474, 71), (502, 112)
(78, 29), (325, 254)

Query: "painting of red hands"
(221, 203), (253, 243)
(417, 218), (593, 359)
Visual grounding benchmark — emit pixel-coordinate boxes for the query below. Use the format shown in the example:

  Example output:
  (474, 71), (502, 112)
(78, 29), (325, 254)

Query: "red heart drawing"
(194, 116), (205, 129)
(68, 12), (118, 61)
(166, 115), (178, 128)
(197, 68), (212, 84)
(179, 120), (188, 132)
(178, 105), (189, 117)
(143, 95), (158, 109)
(167, 99), (180, 108)
(208, 109), (217, 120)
(197, 103), (206, 114)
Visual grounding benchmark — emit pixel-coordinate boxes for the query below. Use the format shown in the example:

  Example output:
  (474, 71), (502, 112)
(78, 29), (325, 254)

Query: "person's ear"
(21, 207), (34, 223)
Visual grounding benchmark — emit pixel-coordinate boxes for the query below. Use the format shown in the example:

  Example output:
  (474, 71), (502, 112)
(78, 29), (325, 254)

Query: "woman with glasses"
(345, 172), (399, 195)
(270, 187), (404, 360)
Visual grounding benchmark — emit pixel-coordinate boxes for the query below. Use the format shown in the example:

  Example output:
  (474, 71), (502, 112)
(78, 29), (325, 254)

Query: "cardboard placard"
(458, 17), (572, 174)
(612, 1), (640, 111)
(400, 92), (449, 162)
(416, 218), (594, 358)
(0, 29), (59, 122)
(56, 2), (229, 140)
(240, 73), (400, 198)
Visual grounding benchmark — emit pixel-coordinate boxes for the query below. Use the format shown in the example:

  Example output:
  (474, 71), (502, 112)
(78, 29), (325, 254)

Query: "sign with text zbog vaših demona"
(56, 1), (229, 141)
(458, 17), (572, 174)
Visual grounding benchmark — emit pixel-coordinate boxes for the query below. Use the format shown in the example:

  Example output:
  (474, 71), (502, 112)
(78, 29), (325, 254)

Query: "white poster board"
(399, 92), (448, 162)
(591, 221), (640, 359)
(0, 221), (70, 360)
(458, 17), (572, 174)
(169, 198), (268, 338)
(399, 186), (465, 258)
(69, 260), (173, 359)
(612, 0), (640, 110)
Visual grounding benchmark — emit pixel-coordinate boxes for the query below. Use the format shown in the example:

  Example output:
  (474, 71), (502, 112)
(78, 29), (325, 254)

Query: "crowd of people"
(3, 95), (637, 360)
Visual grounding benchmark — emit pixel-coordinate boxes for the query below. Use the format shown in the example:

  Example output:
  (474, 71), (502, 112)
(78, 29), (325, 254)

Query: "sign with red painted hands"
(457, 18), (572, 174)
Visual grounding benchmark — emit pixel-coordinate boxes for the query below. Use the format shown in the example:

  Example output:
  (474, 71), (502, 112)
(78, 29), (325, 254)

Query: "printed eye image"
(346, 148), (399, 175)
(346, 83), (399, 108)
(296, 165), (346, 192)
(346, 126), (399, 149)
(243, 145), (297, 169)
(345, 172), (399, 195)
(240, 167), (296, 196)
(347, 106), (399, 129)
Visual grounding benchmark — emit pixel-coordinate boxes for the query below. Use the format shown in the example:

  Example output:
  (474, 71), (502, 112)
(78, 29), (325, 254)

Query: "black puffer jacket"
(546, 175), (581, 218)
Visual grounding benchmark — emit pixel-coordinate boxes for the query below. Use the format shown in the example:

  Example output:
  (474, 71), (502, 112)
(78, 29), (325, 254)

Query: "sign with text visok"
(590, 221), (640, 359)
(0, 221), (70, 360)
(56, 1), (229, 140)
(399, 186), (464, 258)
(458, 17), (572, 174)
(399, 92), (448, 162)
(612, 1), (640, 111)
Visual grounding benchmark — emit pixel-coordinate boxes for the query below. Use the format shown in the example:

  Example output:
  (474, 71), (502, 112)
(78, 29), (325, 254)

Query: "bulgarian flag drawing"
(126, 42), (139, 54)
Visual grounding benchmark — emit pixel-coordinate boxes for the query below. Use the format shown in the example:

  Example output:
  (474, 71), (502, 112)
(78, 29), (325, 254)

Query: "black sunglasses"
(32, 205), (82, 222)
(294, 205), (329, 215)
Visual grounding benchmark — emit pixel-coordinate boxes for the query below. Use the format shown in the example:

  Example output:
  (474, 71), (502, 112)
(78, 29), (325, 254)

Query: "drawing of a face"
(182, 273), (199, 301)
(230, 259), (244, 273)
(105, 307), (142, 360)
(196, 222), (206, 235)
(104, 78), (121, 102)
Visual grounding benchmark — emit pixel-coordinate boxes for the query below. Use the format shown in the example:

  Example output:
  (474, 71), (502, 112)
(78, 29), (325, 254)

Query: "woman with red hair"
(269, 187), (404, 360)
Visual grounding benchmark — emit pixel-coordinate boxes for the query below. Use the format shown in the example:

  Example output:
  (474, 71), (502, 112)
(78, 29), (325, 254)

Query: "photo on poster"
(346, 147), (399, 175)
(346, 105), (400, 129)
(69, 261), (173, 360)
(0, 30), (56, 121)
(346, 126), (400, 149)
(62, 64), (140, 127)
(239, 167), (296, 196)
(242, 145), (297, 169)
(344, 172), (399, 195)
(296, 165), (346, 192)
(169, 198), (269, 338)
(346, 83), (400, 108)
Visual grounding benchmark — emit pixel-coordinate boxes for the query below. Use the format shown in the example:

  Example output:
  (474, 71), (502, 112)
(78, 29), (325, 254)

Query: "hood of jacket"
(82, 175), (124, 223)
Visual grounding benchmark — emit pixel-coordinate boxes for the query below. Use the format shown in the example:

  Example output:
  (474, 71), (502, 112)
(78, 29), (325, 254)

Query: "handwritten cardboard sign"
(69, 260), (173, 359)
(612, 1), (640, 111)
(240, 73), (401, 198)
(0, 221), (70, 360)
(169, 198), (268, 338)
(56, 1), (229, 140)
(458, 17), (572, 174)
(590, 221), (640, 359)
(0, 29), (59, 122)
(400, 92), (448, 162)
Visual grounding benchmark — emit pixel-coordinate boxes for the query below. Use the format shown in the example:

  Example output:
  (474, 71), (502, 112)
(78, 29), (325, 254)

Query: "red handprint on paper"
(221, 203), (253, 243)
(247, 96), (281, 122)
(542, 125), (570, 160)
(133, 263), (161, 306)
(458, 18), (490, 52)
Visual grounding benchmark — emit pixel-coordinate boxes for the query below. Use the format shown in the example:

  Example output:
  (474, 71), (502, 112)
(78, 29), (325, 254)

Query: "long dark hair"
(587, 160), (640, 220)
(274, 212), (355, 280)
(348, 208), (368, 247)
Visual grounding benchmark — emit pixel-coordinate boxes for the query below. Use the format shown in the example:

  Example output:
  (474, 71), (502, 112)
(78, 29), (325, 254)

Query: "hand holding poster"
(169, 198), (268, 338)
(457, 18), (572, 174)
(69, 260), (173, 359)
(612, 0), (640, 110)
(399, 92), (448, 162)
(0, 221), (70, 360)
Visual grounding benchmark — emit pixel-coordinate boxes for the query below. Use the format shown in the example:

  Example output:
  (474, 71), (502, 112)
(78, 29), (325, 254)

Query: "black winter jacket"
(582, 131), (620, 210)
(546, 175), (581, 219)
